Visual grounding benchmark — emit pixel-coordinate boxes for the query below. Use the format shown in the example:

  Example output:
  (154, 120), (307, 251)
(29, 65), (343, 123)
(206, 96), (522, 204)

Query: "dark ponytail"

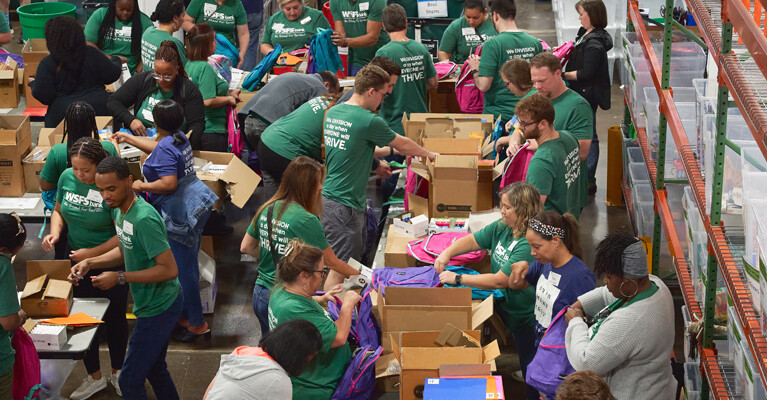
(151, 0), (185, 23)
(530, 211), (583, 260)
(63, 102), (99, 167)
(152, 99), (187, 146)
(155, 40), (187, 78)
(0, 213), (26, 252)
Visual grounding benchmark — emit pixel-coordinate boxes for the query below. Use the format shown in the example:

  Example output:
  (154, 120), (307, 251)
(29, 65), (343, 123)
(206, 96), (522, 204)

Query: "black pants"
(257, 140), (293, 199)
(73, 263), (129, 374)
(201, 132), (229, 153)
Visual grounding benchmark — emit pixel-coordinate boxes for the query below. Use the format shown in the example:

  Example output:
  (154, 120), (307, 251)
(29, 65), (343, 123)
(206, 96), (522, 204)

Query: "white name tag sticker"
(203, 3), (216, 16)
(86, 189), (103, 203)
(273, 23), (284, 30)
(300, 16), (312, 24)
(462, 27), (476, 35)
(549, 272), (561, 286)
(359, 2), (369, 11)
(123, 221), (134, 235)
(142, 109), (155, 122)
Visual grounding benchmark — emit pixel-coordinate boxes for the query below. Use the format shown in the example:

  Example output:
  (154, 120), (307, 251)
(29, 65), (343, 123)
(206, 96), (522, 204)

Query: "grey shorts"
(243, 115), (270, 149)
(321, 195), (366, 264)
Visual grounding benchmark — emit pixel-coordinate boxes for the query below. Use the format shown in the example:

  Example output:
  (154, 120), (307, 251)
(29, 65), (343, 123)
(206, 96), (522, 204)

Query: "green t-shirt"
(140, 27), (187, 71)
(478, 31), (543, 119)
(263, 7), (331, 53)
(186, 60), (229, 134)
(137, 84), (175, 127)
(439, 17), (497, 65)
(55, 169), (116, 251)
(375, 40), (437, 135)
(552, 88), (593, 211)
(112, 197), (180, 318)
(39, 141), (119, 185)
(0, 12), (9, 34)
(329, 0), (390, 67)
(187, 0), (247, 46)
(0, 256), (19, 376)
(84, 8), (154, 73)
(261, 96), (329, 161)
(268, 287), (352, 400)
(246, 201), (329, 289)
(321, 103), (397, 211)
(525, 130), (582, 220)
(473, 219), (536, 331)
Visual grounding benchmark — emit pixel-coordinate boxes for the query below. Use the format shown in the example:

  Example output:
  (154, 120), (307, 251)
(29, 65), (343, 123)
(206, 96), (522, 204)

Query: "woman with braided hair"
(31, 16), (122, 128)
(84, 0), (153, 73)
(42, 137), (128, 399)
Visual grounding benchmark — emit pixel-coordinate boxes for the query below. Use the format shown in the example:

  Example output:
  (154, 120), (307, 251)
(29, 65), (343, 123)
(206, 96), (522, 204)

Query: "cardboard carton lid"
(408, 194), (429, 218)
(26, 260), (72, 281)
(23, 146), (50, 163)
(471, 295), (494, 329)
(392, 330), (496, 370)
(435, 323), (481, 348)
(22, 39), (49, 57)
(193, 151), (261, 208)
(0, 58), (18, 80)
(20, 275), (46, 299)
(0, 115), (30, 146)
(43, 279), (72, 300)
(384, 287), (471, 307)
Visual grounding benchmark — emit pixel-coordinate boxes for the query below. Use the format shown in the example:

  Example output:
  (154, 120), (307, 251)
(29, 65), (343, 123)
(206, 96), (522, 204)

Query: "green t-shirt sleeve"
(234, 0), (247, 25)
(569, 100), (594, 141)
(263, 14), (276, 46)
(84, 8), (104, 43)
(140, 13), (154, 34)
(196, 64), (219, 100)
(304, 306), (338, 352)
(302, 214), (330, 250)
(368, 116), (397, 147)
(526, 157), (554, 196)
(186, 0), (203, 20)
(39, 146), (63, 184)
(472, 222), (497, 251)
(499, 240), (534, 276)
(0, 263), (19, 318)
(368, 0), (385, 21)
(426, 52), (437, 79)
(318, 13), (331, 30)
(329, 0), (341, 22)
(136, 217), (171, 260)
(0, 11), (9, 34)
(477, 39), (498, 77)
(439, 21), (458, 54)
(102, 141), (119, 156)
(246, 220), (258, 239)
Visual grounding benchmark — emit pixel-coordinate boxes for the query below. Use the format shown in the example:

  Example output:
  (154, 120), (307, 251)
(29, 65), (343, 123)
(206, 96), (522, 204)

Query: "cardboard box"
(376, 353), (401, 393)
(22, 39), (49, 109)
(0, 58), (19, 109)
(194, 151), (261, 208)
(421, 137), (482, 156)
(384, 225), (420, 269)
(20, 260), (73, 318)
(38, 116), (114, 147)
(392, 328), (500, 400)
(27, 322), (68, 350)
(17, 68), (23, 98)
(402, 113), (494, 146)
(392, 212), (429, 238)
(22, 146), (50, 193)
(0, 116), (32, 197)
(428, 79), (461, 114)
(199, 248), (216, 314)
(409, 155), (483, 218)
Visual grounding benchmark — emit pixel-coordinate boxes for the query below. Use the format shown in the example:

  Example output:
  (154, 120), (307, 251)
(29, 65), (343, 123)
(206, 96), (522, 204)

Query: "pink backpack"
(227, 106), (243, 158)
(407, 232), (487, 265)
(435, 62), (459, 80)
(500, 142), (535, 189)
(403, 157), (429, 210)
(12, 328), (42, 400)
(455, 46), (484, 114)
(554, 41), (575, 65)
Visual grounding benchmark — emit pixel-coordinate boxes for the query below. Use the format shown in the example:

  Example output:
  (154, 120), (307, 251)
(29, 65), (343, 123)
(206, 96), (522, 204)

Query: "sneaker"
(70, 375), (107, 400)
(110, 371), (122, 397)
(511, 370), (525, 383)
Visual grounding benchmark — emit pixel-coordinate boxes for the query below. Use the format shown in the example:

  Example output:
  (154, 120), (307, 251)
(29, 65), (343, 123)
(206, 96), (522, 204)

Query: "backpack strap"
(267, 203), (280, 268)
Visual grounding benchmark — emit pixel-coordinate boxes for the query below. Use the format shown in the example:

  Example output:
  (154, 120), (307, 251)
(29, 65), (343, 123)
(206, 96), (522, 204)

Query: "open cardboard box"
(421, 137), (482, 156)
(194, 151), (261, 208)
(0, 58), (19, 109)
(38, 116), (114, 147)
(391, 327), (500, 400)
(383, 225), (491, 272)
(20, 260), (73, 318)
(409, 155), (482, 218)
(22, 146), (50, 193)
(391, 212), (429, 238)
(376, 353), (401, 393)
(0, 115), (32, 197)
(22, 39), (49, 109)
(402, 113), (495, 146)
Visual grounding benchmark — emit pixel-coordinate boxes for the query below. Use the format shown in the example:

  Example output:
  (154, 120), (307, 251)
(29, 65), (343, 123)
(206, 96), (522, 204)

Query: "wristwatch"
(455, 274), (462, 285)
(117, 271), (126, 285)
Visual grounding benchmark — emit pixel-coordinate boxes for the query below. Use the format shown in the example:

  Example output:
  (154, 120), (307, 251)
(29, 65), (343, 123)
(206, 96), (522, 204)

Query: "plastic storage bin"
(685, 362), (701, 400)
(634, 200), (655, 238)
(628, 162), (650, 187)
(645, 102), (696, 180)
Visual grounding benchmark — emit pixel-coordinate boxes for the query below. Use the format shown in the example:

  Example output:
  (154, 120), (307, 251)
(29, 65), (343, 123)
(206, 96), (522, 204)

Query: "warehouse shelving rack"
(622, 0), (767, 397)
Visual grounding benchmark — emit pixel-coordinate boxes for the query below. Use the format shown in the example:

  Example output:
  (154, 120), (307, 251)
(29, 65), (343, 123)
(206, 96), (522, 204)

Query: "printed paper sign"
(534, 273), (561, 329)
(359, 2), (369, 11)
(417, 0), (448, 18)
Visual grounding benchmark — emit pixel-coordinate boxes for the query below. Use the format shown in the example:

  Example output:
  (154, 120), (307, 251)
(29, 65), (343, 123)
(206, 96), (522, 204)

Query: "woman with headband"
(509, 210), (596, 341)
(564, 233), (675, 400)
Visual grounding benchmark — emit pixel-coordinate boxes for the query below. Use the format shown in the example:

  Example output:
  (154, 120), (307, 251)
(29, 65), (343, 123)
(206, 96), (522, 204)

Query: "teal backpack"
(241, 44), (282, 91)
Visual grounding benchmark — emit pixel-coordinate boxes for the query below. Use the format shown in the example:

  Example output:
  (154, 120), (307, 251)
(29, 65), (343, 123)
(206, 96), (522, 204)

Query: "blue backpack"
(214, 33), (239, 66)
(241, 44), (282, 91)
(327, 285), (381, 348)
(330, 346), (382, 400)
(308, 28), (343, 74)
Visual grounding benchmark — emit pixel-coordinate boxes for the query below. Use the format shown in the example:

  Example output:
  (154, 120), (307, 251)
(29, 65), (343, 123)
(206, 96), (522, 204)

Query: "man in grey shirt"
(239, 71), (341, 149)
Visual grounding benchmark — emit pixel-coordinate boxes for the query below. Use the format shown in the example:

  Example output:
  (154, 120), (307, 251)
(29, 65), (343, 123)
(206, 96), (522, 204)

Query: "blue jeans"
(119, 290), (183, 400)
(169, 238), (204, 327)
(586, 107), (599, 185)
(349, 65), (362, 76)
(252, 284), (271, 336)
(241, 11), (264, 71)
(511, 325), (540, 400)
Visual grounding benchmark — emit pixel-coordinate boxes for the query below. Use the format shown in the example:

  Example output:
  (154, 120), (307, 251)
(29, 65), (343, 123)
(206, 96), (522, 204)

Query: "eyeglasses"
(313, 267), (330, 278)
(504, 80), (514, 90)
(518, 119), (540, 129)
(10, 212), (24, 238)
(152, 71), (175, 81)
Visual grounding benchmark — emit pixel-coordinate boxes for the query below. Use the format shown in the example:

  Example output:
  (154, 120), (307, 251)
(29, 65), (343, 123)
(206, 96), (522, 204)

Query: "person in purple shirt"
(509, 210), (596, 340)
(113, 99), (218, 343)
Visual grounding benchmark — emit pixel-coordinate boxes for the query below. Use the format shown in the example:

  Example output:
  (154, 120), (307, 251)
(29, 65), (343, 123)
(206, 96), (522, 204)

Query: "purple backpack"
(371, 266), (441, 296)
(330, 346), (382, 400)
(406, 233), (487, 266)
(526, 308), (575, 397)
(327, 285), (382, 348)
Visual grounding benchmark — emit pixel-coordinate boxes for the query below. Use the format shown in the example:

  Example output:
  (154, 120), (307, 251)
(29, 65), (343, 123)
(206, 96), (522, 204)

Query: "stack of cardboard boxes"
(0, 115), (32, 197)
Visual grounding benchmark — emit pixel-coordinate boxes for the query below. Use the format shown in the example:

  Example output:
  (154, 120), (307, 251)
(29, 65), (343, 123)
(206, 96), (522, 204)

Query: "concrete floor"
(3, 0), (688, 398)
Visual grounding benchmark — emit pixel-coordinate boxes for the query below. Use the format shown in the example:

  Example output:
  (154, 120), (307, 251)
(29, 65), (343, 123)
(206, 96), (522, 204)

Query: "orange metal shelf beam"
(701, 347), (732, 399)
(724, 0), (767, 82)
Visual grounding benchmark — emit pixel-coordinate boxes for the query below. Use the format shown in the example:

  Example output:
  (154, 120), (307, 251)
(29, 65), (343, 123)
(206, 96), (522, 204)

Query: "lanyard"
(589, 282), (658, 339)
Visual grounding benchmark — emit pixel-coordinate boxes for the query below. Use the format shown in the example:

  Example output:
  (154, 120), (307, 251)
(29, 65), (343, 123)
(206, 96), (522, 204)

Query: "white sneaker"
(70, 375), (107, 400)
(110, 371), (122, 397)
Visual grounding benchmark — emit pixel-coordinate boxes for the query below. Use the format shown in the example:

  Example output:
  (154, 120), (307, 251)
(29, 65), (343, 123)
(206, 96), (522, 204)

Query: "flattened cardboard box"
(391, 329), (500, 400)
(20, 260), (73, 318)
(194, 151), (261, 208)
(22, 146), (50, 193)
(0, 58), (19, 109)
(0, 115), (32, 197)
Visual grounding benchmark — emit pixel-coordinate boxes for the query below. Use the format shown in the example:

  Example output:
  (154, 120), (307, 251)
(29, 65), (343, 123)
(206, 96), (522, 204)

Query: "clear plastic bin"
(641, 86), (696, 135)
(635, 200), (655, 237)
(622, 136), (639, 188)
(692, 79), (741, 169)
(627, 146), (644, 165)
(632, 183), (653, 205)
(685, 362), (701, 400)
(645, 103), (696, 180)
(629, 162), (650, 186)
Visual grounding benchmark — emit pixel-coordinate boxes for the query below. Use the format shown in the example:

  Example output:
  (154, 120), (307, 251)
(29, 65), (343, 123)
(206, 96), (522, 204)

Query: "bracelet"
(389, 147), (394, 157)
(344, 37), (348, 47)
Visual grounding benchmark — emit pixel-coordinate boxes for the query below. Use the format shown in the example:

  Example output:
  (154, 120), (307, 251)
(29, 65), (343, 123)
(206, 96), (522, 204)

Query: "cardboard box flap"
(401, 346), (483, 370)
(391, 333), (401, 361)
(471, 295), (494, 329)
(481, 135), (495, 158)
(26, 260), (72, 281)
(439, 364), (492, 377)
(482, 340), (501, 363)
(400, 330), (481, 347)
(22, 319), (37, 334)
(0, 115), (31, 145)
(407, 113), (495, 124)
(408, 194), (429, 218)
(409, 159), (430, 181)
(452, 118), (484, 138)
(422, 138), (481, 155)
(21, 275), (46, 299)
(375, 353), (400, 378)
(43, 279), (72, 300)
(384, 287), (471, 306)
(193, 151), (261, 208)
(431, 155), (478, 181)
(23, 146), (50, 163)
(435, 323), (480, 347)
(0, 58), (18, 80)
(493, 158), (507, 181)
(423, 118), (454, 138)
